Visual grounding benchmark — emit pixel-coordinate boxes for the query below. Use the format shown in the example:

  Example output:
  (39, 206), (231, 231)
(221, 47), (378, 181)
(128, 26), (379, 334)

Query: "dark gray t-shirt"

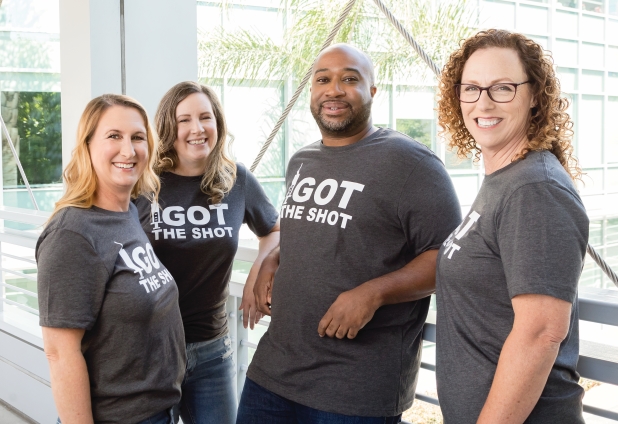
(37, 205), (186, 424)
(135, 163), (278, 343)
(248, 128), (461, 417)
(436, 151), (588, 424)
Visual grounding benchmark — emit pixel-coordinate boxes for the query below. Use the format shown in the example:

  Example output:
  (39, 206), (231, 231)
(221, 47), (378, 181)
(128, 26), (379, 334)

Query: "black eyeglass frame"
(454, 81), (531, 103)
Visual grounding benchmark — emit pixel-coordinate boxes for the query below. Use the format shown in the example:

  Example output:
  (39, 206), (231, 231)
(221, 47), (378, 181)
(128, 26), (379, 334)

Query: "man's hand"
(239, 268), (263, 329)
(317, 285), (381, 339)
(254, 247), (280, 316)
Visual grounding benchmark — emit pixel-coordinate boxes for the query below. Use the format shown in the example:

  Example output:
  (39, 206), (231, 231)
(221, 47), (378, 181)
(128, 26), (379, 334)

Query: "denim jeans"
(175, 334), (237, 424)
(56, 408), (174, 424)
(236, 378), (402, 424)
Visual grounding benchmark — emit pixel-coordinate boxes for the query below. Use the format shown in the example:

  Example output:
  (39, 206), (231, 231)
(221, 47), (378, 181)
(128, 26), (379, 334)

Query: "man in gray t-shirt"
(237, 44), (461, 422)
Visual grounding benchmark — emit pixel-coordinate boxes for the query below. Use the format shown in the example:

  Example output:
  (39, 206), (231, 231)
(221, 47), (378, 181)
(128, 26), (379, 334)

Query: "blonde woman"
(435, 30), (588, 423)
(37, 94), (185, 424)
(134, 81), (279, 424)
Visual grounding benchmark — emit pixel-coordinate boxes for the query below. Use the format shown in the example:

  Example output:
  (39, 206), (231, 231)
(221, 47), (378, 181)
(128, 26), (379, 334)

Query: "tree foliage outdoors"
(198, 0), (475, 86)
(16, 92), (62, 185)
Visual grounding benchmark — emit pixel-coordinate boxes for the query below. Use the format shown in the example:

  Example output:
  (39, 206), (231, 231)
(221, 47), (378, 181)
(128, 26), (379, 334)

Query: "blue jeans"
(236, 378), (402, 424)
(56, 408), (174, 424)
(174, 334), (237, 424)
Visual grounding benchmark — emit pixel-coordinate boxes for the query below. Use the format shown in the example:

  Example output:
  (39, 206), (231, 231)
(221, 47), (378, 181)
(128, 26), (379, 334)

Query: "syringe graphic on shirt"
(151, 200), (162, 230)
(282, 164), (303, 207)
(114, 241), (174, 293)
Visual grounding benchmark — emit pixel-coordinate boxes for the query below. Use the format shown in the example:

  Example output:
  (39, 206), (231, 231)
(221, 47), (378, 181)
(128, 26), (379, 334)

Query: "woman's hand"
(239, 265), (264, 329)
(42, 327), (94, 424)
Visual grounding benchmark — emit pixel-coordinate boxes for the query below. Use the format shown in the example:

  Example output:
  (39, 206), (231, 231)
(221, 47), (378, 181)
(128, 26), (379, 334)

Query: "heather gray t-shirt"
(436, 151), (588, 424)
(248, 128), (461, 417)
(37, 205), (186, 424)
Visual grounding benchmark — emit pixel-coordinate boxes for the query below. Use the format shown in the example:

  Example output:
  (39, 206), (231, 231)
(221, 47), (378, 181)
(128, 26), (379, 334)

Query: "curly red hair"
(437, 29), (581, 180)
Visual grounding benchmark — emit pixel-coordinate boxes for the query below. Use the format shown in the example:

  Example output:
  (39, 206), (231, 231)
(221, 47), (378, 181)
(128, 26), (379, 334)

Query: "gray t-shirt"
(248, 128), (461, 417)
(436, 150), (588, 424)
(37, 205), (186, 424)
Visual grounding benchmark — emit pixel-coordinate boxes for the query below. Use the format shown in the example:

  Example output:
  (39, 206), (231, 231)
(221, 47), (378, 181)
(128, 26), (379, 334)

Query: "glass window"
(479, 0), (515, 30)
(609, 72), (618, 95)
(608, 97), (618, 163)
(224, 84), (284, 178)
(608, 46), (618, 71)
(450, 174), (479, 206)
(553, 39), (579, 67)
(607, 218), (618, 244)
(222, 6), (284, 44)
(445, 149), (475, 170)
(554, 11), (578, 39)
(610, 0), (618, 15)
(607, 167), (618, 192)
(581, 70), (604, 92)
(581, 42), (605, 69)
(557, 67), (578, 91)
(517, 5), (548, 34)
(577, 95), (603, 167)
(582, 0), (604, 13)
(557, 0), (578, 8)
(526, 35), (548, 49)
(396, 119), (433, 150)
(372, 86), (391, 129)
(581, 15), (605, 43)
(289, 88), (320, 154)
(579, 168), (603, 194)
(0, 0), (61, 336)
(609, 18), (618, 38)
(197, 4), (222, 33)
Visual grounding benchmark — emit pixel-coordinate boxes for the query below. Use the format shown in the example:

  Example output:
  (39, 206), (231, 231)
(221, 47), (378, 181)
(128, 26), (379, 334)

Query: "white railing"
(1, 206), (617, 421)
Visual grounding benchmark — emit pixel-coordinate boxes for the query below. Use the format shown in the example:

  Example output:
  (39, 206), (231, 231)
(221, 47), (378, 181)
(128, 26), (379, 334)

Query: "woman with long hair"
(134, 81), (279, 424)
(435, 29), (588, 423)
(37, 94), (185, 424)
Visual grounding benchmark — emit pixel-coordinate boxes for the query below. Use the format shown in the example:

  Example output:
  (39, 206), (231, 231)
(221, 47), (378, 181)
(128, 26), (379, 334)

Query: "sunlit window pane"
(450, 175), (479, 206)
(608, 97), (618, 163)
(557, 67), (578, 92)
(581, 14), (605, 43)
(554, 39), (579, 67)
(581, 70), (604, 93)
(608, 46), (618, 71)
(479, 0), (515, 30)
(581, 42), (605, 69)
(554, 10), (579, 39)
(517, 5), (548, 34)
(578, 95), (603, 167)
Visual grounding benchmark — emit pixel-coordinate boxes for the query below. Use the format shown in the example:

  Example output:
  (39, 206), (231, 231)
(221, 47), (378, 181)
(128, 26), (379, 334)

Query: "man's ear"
(370, 85), (377, 98)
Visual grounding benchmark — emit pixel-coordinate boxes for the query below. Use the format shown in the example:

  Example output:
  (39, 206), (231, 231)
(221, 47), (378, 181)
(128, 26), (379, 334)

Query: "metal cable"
(587, 243), (618, 287)
(370, 0), (442, 76)
(249, 0), (359, 172)
(0, 113), (40, 210)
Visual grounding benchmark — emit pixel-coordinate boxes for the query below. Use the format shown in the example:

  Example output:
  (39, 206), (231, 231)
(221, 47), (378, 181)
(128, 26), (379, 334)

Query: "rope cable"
(249, 0), (359, 173)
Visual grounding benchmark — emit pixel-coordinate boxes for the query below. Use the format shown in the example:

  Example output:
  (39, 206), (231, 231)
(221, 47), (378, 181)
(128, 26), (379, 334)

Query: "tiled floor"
(0, 402), (32, 424)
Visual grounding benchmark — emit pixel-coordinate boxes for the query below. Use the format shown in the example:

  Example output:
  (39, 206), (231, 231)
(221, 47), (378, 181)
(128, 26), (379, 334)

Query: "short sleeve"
(36, 229), (110, 329)
(398, 154), (462, 257)
(240, 164), (279, 237)
(497, 182), (589, 303)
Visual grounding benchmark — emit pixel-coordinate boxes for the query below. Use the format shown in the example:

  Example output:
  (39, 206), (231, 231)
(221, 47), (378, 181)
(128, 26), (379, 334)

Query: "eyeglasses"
(454, 81), (530, 103)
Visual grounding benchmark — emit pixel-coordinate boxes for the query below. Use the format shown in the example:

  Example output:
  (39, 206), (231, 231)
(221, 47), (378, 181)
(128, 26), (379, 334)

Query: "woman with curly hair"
(435, 29), (588, 423)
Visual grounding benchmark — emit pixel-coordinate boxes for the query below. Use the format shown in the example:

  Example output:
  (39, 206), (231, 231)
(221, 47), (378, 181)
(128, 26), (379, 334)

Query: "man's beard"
(310, 99), (373, 135)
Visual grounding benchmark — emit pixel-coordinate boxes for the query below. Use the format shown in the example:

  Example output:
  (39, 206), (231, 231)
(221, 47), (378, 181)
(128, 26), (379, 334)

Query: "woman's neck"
(93, 190), (131, 212)
(172, 158), (207, 177)
(482, 138), (528, 175)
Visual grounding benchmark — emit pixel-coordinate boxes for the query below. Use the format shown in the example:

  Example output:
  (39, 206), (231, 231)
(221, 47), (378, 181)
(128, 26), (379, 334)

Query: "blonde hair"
(155, 81), (236, 204)
(437, 29), (581, 180)
(50, 94), (160, 220)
